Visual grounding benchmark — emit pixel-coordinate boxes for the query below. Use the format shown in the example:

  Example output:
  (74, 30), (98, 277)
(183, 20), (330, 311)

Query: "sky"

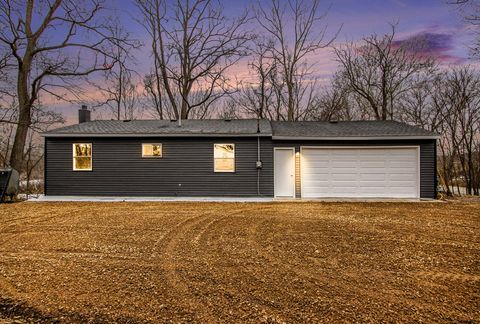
(51, 0), (477, 123)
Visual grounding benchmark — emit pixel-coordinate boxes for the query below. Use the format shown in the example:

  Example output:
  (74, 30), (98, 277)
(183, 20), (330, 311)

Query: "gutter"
(42, 133), (273, 138)
(272, 135), (441, 140)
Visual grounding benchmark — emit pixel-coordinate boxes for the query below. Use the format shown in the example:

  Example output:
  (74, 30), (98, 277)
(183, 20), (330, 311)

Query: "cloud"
(392, 32), (467, 64)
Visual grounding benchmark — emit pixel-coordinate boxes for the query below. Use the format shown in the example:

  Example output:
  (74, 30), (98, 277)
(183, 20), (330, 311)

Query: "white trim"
(274, 147), (296, 198)
(43, 133), (272, 138)
(416, 146), (421, 199)
(273, 135), (440, 140)
(72, 143), (92, 171)
(300, 145), (421, 199)
(213, 143), (235, 173)
(141, 143), (163, 158)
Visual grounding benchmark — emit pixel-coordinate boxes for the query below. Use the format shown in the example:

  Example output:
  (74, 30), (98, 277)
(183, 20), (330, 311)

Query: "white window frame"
(142, 143), (163, 158)
(214, 143), (235, 173)
(72, 143), (92, 171)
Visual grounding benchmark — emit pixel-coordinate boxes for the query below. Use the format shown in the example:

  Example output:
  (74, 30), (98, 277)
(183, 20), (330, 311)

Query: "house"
(42, 107), (440, 199)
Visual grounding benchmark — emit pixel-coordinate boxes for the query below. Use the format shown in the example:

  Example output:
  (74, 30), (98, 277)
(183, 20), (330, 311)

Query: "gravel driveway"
(0, 201), (478, 322)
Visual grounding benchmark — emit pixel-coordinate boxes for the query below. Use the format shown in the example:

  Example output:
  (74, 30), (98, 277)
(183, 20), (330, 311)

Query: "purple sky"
(53, 0), (477, 123)
(114, 0), (474, 71)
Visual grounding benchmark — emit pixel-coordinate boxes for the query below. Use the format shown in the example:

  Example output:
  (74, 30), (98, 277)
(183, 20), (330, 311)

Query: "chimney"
(79, 105), (91, 123)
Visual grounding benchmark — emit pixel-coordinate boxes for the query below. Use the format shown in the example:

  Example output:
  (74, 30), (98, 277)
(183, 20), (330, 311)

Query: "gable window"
(73, 143), (92, 171)
(214, 144), (235, 172)
(142, 144), (162, 157)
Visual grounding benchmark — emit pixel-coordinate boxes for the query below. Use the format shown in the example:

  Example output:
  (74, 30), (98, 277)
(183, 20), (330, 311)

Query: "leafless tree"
(229, 39), (278, 119)
(434, 67), (480, 195)
(312, 85), (354, 121)
(398, 67), (480, 196)
(89, 25), (142, 120)
(144, 71), (166, 119)
(254, 0), (337, 121)
(334, 25), (435, 121)
(0, 0), (135, 172)
(136, 0), (251, 120)
(449, 0), (480, 58)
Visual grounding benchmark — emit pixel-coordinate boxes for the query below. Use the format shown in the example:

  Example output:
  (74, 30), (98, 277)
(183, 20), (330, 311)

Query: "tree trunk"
(9, 105), (31, 172)
(10, 62), (32, 172)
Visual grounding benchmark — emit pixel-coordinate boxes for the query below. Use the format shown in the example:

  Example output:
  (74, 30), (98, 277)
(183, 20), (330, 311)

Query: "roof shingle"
(271, 120), (438, 139)
(42, 119), (439, 139)
(43, 119), (272, 137)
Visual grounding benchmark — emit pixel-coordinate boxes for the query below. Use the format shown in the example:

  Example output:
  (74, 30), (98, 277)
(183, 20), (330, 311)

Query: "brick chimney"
(78, 105), (91, 123)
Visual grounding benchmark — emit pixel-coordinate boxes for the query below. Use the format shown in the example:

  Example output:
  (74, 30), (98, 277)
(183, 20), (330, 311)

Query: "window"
(142, 143), (162, 157)
(214, 144), (235, 172)
(73, 143), (92, 171)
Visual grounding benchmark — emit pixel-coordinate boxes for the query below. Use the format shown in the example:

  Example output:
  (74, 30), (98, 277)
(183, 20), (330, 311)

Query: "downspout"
(257, 118), (261, 196)
(434, 140), (438, 199)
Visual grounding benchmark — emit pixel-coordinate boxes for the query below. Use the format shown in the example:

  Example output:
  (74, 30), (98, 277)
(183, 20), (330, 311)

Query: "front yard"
(0, 201), (478, 322)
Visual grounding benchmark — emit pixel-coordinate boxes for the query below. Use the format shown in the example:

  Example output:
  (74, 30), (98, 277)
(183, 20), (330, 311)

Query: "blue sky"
(109, 0), (474, 71)
(50, 0), (477, 122)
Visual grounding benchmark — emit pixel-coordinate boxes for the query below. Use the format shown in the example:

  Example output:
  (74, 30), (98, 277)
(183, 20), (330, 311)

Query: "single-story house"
(41, 107), (440, 199)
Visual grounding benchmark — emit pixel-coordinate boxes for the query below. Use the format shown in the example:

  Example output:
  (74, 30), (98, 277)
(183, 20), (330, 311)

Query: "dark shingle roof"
(43, 119), (272, 137)
(42, 119), (439, 139)
(271, 120), (439, 139)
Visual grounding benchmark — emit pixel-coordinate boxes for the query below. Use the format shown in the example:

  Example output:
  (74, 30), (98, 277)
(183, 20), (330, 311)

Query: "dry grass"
(0, 201), (478, 322)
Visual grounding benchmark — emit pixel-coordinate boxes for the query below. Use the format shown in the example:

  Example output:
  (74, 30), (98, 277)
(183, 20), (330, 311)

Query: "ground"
(0, 201), (478, 323)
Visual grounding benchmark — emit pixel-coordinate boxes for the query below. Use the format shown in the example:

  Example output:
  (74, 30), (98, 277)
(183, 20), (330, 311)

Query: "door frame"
(274, 147), (296, 198)
(300, 146), (421, 199)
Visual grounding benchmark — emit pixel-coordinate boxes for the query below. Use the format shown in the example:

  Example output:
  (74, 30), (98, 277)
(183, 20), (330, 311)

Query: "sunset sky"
(56, 0), (477, 123)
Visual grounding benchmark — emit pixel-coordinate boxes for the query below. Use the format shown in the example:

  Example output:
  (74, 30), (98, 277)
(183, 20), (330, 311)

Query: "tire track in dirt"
(154, 205), (277, 322)
(152, 207), (225, 321)
(246, 219), (480, 321)
(196, 206), (304, 321)
(415, 271), (480, 283)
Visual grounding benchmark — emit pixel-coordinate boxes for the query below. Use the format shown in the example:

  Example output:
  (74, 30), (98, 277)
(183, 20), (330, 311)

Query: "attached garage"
(300, 146), (419, 198)
(272, 120), (440, 200)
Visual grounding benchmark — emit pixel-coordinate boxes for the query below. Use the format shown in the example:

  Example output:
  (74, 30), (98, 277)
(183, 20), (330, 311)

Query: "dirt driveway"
(0, 201), (478, 322)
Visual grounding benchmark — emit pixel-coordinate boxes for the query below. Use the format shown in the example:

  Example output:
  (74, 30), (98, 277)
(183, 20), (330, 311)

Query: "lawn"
(0, 201), (478, 322)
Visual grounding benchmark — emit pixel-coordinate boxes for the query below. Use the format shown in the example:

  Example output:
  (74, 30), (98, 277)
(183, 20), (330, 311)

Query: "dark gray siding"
(272, 139), (436, 199)
(45, 137), (274, 197)
(45, 136), (436, 199)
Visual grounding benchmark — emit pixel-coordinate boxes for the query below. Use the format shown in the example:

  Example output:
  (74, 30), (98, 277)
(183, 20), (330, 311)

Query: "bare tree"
(312, 85), (354, 121)
(229, 39), (278, 119)
(399, 67), (480, 196)
(136, 0), (251, 120)
(89, 25), (142, 120)
(449, 0), (480, 58)
(254, 0), (337, 121)
(334, 25), (435, 120)
(434, 67), (480, 195)
(144, 71), (166, 119)
(0, 0), (135, 172)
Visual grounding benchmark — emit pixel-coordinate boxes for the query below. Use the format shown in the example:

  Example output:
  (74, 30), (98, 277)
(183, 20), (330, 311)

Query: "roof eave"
(272, 135), (441, 140)
(41, 133), (273, 138)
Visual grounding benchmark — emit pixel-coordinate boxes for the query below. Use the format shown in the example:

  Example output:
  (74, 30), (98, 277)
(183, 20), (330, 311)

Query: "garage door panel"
(301, 147), (419, 198)
(331, 174), (358, 181)
(390, 174), (416, 181)
(358, 161), (387, 168)
(390, 161), (416, 168)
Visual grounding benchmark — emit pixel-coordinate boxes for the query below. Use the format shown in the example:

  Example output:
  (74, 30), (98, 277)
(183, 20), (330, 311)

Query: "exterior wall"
(272, 139), (436, 199)
(45, 137), (274, 197)
(45, 136), (436, 199)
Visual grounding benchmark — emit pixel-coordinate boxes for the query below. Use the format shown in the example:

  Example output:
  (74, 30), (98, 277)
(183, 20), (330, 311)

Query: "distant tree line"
(0, 0), (478, 196)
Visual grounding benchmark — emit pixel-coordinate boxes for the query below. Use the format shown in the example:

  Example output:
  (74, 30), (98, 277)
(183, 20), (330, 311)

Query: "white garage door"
(301, 147), (419, 198)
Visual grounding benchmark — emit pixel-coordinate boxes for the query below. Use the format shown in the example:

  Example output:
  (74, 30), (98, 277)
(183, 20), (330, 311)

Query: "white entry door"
(301, 147), (420, 198)
(274, 148), (295, 198)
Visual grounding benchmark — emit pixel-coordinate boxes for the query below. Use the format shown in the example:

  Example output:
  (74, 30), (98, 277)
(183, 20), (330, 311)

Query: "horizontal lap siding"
(45, 137), (274, 197)
(272, 139), (436, 199)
